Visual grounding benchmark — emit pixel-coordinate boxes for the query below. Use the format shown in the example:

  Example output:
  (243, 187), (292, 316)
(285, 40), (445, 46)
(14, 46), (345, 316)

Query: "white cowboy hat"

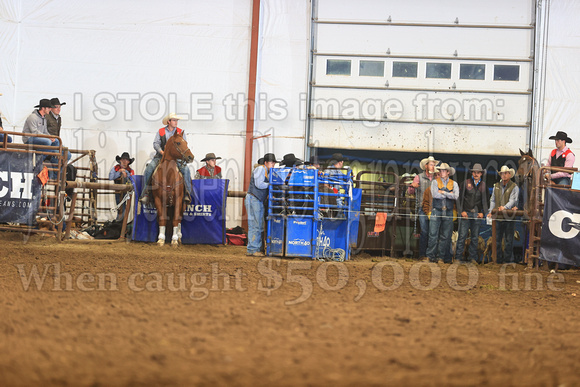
(420, 156), (440, 170)
(498, 165), (515, 178)
(436, 162), (456, 176)
(162, 113), (183, 126)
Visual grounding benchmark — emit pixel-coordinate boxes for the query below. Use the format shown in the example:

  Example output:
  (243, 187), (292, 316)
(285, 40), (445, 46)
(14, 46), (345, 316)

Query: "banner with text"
(540, 187), (580, 266)
(0, 151), (44, 224)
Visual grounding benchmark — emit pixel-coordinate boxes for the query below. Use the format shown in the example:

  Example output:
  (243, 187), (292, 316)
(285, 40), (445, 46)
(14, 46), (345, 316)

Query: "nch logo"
(0, 171), (34, 200)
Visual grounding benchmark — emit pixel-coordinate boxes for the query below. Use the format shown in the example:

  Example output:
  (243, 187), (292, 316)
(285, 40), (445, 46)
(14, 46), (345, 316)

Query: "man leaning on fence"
(455, 163), (488, 263)
(487, 165), (519, 264)
(545, 131), (575, 186)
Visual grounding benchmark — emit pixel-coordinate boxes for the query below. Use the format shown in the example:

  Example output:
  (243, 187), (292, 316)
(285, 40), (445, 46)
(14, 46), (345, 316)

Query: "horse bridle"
(519, 155), (535, 181)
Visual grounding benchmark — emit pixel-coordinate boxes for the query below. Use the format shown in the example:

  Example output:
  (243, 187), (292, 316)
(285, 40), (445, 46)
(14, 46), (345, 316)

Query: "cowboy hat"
(470, 163), (485, 172)
(420, 156), (440, 170)
(116, 152), (134, 164)
(280, 153), (303, 167)
(498, 165), (515, 178)
(50, 97), (66, 106)
(328, 152), (348, 165)
(34, 99), (54, 109)
(162, 113), (183, 126)
(548, 131), (573, 143)
(263, 153), (278, 163)
(437, 162), (456, 176)
(201, 152), (222, 162)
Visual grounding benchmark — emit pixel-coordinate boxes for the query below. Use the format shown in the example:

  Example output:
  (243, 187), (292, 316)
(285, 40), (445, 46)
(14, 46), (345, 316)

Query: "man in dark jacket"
(455, 163), (489, 263)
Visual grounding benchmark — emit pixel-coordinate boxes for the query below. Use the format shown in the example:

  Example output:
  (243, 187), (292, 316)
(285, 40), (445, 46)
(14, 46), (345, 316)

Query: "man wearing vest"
(487, 165), (519, 264)
(408, 156), (439, 258)
(426, 163), (458, 263)
(195, 153), (222, 179)
(245, 153), (277, 256)
(46, 97), (65, 137)
(455, 163), (489, 263)
(139, 113), (193, 204)
(109, 152), (135, 220)
(545, 131), (575, 186)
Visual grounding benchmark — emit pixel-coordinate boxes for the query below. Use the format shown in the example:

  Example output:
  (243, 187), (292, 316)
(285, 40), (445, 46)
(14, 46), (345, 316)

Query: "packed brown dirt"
(1, 231), (580, 386)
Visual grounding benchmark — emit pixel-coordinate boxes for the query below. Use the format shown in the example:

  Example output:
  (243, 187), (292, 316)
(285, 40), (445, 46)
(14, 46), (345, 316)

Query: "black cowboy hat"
(201, 152), (222, 162)
(328, 152), (348, 165)
(34, 99), (54, 108)
(549, 131), (573, 143)
(280, 153), (303, 167)
(50, 97), (66, 106)
(305, 155), (321, 166)
(263, 153), (278, 163)
(116, 152), (134, 164)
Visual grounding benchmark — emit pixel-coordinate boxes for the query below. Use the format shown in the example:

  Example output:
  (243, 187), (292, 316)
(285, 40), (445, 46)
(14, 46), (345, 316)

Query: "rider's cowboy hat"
(263, 153), (278, 163)
(470, 163), (485, 172)
(201, 152), (222, 162)
(548, 131), (573, 143)
(498, 165), (515, 178)
(280, 153), (303, 167)
(116, 152), (134, 165)
(50, 97), (66, 106)
(420, 156), (440, 170)
(162, 113), (183, 126)
(436, 162), (456, 176)
(34, 99), (54, 109)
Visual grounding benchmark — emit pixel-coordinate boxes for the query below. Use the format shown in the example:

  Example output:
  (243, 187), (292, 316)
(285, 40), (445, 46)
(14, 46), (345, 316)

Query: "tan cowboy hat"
(162, 113), (183, 126)
(498, 165), (515, 178)
(436, 162), (456, 176)
(420, 156), (440, 170)
(201, 152), (222, 162)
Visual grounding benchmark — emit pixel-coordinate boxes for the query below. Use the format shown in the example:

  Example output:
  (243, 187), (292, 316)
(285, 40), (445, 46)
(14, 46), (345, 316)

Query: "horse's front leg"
(154, 194), (166, 246)
(171, 194), (182, 247)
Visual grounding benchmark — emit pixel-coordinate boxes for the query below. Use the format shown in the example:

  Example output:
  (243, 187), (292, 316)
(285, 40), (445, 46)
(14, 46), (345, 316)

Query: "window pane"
(326, 59), (351, 76)
(359, 60), (384, 77)
(392, 62), (418, 78)
(460, 64), (485, 80)
(494, 65), (520, 81)
(426, 63), (451, 79)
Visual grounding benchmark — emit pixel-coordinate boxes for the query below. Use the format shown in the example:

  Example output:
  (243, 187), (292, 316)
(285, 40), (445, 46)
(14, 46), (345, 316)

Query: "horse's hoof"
(157, 240), (165, 246)
(171, 240), (179, 247)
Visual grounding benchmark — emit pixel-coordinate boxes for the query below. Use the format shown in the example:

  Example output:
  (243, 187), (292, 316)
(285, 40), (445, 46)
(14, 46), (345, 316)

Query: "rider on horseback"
(139, 113), (193, 205)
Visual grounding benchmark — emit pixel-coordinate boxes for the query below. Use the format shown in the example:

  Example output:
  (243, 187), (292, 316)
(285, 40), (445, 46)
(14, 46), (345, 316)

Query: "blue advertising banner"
(540, 187), (580, 266)
(132, 176), (229, 244)
(0, 151), (44, 224)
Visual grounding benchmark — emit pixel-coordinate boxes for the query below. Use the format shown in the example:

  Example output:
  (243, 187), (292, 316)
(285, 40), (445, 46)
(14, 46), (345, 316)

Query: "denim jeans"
(0, 133), (12, 143)
(455, 212), (482, 262)
(418, 209), (429, 257)
(496, 220), (515, 264)
(26, 137), (71, 178)
(426, 208), (453, 263)
(552, 177), (571, 186)
(245, 194), (265, 254)
(141, 156), (193, 200)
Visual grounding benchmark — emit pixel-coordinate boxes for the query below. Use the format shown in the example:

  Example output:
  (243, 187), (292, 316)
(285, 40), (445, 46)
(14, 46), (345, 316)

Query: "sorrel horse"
(151, 131), (194, 246)
(516, 148), (540, 218)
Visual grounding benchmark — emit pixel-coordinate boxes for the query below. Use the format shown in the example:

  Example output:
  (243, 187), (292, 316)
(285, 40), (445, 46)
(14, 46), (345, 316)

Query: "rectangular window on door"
(426, 63), (452, 79)
(326, 59), (351, 76)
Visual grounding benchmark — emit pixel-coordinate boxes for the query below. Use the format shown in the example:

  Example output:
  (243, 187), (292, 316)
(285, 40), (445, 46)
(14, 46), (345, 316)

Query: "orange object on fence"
(374, 212), (387, 233)
(37, 166), (49, 186)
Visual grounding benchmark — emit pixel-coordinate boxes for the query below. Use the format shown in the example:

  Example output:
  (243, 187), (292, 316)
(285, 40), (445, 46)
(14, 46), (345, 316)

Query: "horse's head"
(165, 132), (194, 163)
(516, 148), (537, 184)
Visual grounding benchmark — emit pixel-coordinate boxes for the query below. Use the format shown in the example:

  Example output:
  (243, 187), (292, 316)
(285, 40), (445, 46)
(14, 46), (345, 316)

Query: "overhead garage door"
(307, 0), (536, 156)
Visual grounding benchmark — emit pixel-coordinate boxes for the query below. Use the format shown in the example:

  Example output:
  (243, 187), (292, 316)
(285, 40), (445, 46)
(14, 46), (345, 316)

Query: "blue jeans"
(496, 220), (515, 264)
(418, 209), (429, 257)
(26, 137), (71, 178)
(141, 156), (192, 199)
(427, 208), (453, 263)
(0, 133), (12, 143)
(455, 212), (482, 262)
(245, 194), (265, 254)
(553, 177), (571, 186)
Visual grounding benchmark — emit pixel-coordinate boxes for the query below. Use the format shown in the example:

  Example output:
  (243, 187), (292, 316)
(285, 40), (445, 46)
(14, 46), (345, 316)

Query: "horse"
(516, 149), (540, 218)
(150, 131), (194, 247)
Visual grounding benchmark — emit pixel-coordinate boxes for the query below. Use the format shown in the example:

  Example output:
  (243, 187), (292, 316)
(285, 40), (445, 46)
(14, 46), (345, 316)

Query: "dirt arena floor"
(1, 232), (580, 386)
